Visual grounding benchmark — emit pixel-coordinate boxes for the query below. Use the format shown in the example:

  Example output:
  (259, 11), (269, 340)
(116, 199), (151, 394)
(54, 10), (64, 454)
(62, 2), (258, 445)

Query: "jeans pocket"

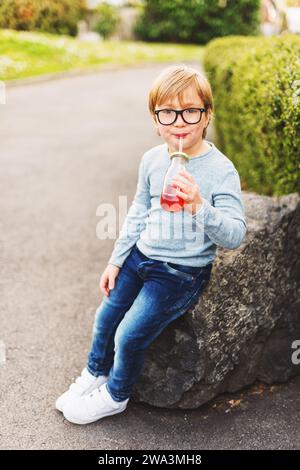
(166, 275), (208, 315)
(163, 262), (200, 282)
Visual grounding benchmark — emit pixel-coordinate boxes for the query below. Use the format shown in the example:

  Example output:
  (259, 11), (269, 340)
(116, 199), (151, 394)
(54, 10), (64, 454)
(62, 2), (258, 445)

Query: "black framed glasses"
(154, 107), (206, 125)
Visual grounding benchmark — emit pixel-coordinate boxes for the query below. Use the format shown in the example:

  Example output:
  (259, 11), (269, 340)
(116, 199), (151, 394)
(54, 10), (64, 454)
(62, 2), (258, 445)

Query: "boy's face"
(153, 84), (210, 156)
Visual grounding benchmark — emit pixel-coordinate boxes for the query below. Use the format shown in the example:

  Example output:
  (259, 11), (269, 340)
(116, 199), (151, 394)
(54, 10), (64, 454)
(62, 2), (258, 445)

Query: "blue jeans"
(87, 243), (212, 402)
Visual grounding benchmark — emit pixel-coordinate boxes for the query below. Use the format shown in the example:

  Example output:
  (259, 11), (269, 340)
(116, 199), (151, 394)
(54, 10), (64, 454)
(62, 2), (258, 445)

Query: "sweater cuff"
(107, 255), (124, 269)
(108, 261), (123, 269)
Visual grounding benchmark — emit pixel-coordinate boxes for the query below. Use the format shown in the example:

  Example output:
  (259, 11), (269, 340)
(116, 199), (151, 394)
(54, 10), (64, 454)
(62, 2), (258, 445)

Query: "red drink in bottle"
(160, 184), (185, 212)
(160, 151), (190, 212)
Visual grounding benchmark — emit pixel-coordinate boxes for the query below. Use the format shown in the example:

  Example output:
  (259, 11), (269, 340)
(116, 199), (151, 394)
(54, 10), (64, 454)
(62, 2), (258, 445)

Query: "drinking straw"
(179, 136), (183, 153)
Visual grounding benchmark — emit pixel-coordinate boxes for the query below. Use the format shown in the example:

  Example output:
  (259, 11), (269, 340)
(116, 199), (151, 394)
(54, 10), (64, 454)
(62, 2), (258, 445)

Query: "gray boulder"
(132, 192), (300, 409)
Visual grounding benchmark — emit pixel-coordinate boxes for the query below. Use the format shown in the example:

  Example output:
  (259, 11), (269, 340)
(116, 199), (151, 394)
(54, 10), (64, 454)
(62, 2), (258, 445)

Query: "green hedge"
(0, 0), (86, 36)
(204, 35), (300, 196)
(134, 0), (261, 45)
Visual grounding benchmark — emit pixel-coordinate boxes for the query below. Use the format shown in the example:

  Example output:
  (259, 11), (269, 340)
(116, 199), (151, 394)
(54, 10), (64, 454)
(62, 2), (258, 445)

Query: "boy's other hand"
(100, 264), (120, 297)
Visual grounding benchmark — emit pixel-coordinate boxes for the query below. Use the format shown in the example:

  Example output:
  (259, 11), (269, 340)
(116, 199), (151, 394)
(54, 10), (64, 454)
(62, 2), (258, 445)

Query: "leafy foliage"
(204, 35), (300, 195)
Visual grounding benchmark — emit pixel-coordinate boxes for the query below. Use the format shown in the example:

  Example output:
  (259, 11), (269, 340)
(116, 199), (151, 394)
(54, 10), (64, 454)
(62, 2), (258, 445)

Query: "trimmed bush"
(204, 34), (300, 196)
(134, 0), (261, 44)
(0, 0), (86, 36)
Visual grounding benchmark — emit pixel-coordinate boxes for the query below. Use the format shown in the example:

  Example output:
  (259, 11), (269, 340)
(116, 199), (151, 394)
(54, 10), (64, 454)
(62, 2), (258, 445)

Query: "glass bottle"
(160, 151), (190, 212)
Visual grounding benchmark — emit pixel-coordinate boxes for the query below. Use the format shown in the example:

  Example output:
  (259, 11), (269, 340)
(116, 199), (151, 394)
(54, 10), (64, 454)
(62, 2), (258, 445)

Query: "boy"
(56, 64), (247, 424)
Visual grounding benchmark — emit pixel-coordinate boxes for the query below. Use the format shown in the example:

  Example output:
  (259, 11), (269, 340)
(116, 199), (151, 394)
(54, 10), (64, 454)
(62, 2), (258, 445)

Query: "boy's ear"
(152, 114), (158, 126)
(152, 115), (161, 136)
(205, 110), (212, 128)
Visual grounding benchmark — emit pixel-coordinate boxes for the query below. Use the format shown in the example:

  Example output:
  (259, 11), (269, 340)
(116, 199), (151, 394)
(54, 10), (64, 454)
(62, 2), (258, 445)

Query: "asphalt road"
(0, 63), (299, 450)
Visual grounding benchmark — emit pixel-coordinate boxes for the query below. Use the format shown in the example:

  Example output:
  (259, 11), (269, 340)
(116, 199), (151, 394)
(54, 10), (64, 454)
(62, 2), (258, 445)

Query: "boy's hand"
(171, 169), (203, 215)
(99, 264), (120, 297)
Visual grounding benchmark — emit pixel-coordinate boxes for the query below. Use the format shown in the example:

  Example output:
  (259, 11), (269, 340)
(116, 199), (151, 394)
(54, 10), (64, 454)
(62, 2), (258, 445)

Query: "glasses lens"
(158, 109), (176, 125)
(183, 108), (202, 124)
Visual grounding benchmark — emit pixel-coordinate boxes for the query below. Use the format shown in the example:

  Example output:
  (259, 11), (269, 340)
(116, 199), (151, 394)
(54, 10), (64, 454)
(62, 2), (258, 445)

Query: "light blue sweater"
(108, 140), (247, 268)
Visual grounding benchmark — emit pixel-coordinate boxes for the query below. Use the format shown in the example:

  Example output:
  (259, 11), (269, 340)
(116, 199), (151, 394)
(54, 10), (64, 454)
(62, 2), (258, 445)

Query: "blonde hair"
(148, 64), (214, 138)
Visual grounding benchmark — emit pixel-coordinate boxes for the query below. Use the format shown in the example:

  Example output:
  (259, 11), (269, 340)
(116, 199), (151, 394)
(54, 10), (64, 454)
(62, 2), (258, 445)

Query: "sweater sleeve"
(192, 168), (247, 249)
(107, 155), (151, 268)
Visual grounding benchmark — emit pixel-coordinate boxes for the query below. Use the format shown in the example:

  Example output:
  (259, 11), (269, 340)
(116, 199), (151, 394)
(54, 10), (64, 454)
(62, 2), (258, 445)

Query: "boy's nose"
(174, 114), (186, 126)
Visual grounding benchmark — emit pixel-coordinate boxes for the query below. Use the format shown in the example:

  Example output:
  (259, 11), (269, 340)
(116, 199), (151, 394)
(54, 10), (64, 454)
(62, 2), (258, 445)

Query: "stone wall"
(132, 192), (300, 409)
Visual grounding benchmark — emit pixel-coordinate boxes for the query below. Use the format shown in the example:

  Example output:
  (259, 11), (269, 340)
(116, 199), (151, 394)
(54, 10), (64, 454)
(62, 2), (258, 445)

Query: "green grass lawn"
(0, 29), (204, 81)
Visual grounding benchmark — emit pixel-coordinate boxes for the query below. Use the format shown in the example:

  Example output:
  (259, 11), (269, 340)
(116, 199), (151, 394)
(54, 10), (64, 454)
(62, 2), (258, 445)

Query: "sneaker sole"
(56, 402), (64, 413)
(55, 378), (108, 413)
(63, 405), (127, 425)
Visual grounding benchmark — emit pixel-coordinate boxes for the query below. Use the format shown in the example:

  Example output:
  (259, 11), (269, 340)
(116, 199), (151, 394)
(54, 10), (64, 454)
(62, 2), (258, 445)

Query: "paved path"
(0, 63), (299, 450)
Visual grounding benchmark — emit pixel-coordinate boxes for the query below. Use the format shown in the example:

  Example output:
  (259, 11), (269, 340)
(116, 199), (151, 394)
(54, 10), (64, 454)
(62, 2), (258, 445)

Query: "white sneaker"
(55, 368), (108, 412)
(63, 382), (129, 425)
